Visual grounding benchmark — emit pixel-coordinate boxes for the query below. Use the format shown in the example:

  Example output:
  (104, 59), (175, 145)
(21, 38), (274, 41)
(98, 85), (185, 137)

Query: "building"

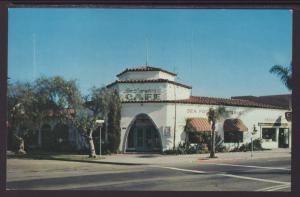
(107, 65), (291, 153)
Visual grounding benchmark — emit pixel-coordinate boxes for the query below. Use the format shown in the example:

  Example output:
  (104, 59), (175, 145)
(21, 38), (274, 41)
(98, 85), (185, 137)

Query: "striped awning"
(187, 118), (212, 132)
(223, 119), (248, 132)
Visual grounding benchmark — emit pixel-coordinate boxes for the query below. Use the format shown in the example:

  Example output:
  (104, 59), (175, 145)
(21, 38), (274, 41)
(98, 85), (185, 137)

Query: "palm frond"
(270, 64), (292, 91)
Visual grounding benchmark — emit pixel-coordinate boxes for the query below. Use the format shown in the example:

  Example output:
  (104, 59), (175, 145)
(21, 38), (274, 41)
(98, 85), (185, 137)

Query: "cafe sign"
(121, 88), (163, 101)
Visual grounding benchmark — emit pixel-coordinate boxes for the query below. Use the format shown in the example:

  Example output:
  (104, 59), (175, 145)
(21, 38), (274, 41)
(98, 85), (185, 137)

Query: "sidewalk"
(97, 148), (291, 166)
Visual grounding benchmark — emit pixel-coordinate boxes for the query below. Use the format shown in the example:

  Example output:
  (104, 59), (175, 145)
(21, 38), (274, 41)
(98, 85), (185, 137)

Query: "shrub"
(23, 128), (38, 149)
(232, 138), (264, 152)
(252, 138), (263, 150)
(198, 133), (225, 153)
(163, 149), (182, 155)
(94, 141), (112, 155)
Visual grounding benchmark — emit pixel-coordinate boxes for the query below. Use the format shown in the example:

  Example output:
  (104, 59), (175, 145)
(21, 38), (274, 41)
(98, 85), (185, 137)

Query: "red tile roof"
(231, 94), (291, 109)
(122, 96), (286, 109)
(177, 96), (285, 109)
(116, 66), (177, 77)
(223, 118), (248, 132)
(187, 118), (212, 132)
(107, 78), (192, 89)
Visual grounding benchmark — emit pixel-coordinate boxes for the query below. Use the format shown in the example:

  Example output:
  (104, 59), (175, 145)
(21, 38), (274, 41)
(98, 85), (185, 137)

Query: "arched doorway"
(126, 114), (162, 152)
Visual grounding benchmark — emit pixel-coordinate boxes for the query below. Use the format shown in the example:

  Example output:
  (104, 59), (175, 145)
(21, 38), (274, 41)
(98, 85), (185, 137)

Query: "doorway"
(278, 128), (289, 148)
(126, 114), (162, 152)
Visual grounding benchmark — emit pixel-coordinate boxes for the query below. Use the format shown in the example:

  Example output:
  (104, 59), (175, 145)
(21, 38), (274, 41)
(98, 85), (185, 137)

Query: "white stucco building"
(107, 65), (291, 153)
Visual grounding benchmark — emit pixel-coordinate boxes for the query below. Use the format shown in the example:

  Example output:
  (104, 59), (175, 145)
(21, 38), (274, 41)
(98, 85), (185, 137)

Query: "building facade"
(107, 66), (291, 153)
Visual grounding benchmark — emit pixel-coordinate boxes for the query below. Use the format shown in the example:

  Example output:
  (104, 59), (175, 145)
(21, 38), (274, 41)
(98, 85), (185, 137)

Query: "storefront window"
(224, 131), (243, 143)
(262, 128), (276, 141)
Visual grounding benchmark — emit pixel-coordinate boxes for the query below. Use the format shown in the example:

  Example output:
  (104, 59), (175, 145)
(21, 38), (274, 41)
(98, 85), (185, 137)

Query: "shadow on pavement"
(137, 154), (161, 158)
(7, 154), (146, 166)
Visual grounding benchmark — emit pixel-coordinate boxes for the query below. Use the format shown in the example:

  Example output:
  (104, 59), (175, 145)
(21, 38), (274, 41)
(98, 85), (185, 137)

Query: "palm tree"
(269, 64), (292, 91)
(207, 106), (228, 158)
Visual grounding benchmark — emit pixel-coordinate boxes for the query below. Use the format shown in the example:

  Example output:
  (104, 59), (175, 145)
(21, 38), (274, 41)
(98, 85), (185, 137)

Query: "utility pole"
(251, 124), (257, 159)
(173, 84), (177, 150)
(96, 119), (105, 157)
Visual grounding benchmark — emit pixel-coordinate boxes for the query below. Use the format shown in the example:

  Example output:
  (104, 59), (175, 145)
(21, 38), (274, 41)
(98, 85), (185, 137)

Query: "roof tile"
(107, 78), (192, 89)
(116, 65), (177, 77)
(122, 96), (286, 109)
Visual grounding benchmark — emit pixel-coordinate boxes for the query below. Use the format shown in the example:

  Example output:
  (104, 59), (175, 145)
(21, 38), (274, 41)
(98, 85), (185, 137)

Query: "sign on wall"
(285, 112), (292, 122)
(121, 88), (163, 101)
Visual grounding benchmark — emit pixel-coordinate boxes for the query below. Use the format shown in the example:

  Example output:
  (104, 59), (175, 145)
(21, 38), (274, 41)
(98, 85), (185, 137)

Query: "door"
(136, 128), (144, 151)
(278, 128), (289, 148)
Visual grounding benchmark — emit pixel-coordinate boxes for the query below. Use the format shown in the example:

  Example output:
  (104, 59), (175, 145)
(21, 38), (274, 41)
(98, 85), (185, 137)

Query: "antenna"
(145, 36), (149, 66)
(173, 65), (178, 80)
(33, 33), (37, 79)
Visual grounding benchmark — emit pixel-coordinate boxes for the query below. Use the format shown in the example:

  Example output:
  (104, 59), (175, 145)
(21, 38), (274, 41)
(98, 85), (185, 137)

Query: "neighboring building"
(107, 65), (291, 152)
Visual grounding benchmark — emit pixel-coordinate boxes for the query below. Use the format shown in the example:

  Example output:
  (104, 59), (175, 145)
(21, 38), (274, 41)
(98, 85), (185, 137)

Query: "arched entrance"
(126, 114), (162, 152)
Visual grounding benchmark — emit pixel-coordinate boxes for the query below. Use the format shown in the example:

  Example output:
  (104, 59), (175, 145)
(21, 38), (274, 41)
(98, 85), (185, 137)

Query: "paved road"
(7, 156), (291, 191)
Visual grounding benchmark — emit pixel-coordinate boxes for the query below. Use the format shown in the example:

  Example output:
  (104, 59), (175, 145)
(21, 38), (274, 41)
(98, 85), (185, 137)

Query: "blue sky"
(8, 8), (292, 98)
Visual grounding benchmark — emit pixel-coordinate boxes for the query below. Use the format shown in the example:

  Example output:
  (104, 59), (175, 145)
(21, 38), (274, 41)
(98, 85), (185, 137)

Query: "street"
(6, 154), (291, 191)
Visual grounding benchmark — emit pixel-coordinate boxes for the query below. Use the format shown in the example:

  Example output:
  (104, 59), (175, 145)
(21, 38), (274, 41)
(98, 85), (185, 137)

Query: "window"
(262, 128), (276, 141)
(188, 132), (201, 143)
(224, 131), (243, 143)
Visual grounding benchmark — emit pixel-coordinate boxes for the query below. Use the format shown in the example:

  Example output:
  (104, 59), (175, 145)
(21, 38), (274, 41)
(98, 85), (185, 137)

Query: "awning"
(223, 119), (248, 132)
(186, 118), (211, 132)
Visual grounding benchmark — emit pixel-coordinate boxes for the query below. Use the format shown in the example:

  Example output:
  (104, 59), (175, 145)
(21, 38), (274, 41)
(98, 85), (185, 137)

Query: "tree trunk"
(210, 121), (216, 158)
(15, 135), (26, 155)
(210, 130), (215, 158)
(87, 131), (96, 158)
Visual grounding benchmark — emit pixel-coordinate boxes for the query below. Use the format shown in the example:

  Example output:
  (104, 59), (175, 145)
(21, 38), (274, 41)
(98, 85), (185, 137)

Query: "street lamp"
(96, 119), (105, 157)
(251, 124), (258, 158)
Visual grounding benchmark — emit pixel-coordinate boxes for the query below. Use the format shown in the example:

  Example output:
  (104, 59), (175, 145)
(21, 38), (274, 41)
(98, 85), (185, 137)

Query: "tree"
(72, 106), (100, 158)
(106, 90), (121, 153)
(34, 76), (81, 123)
(71, 87), (121, 157)
(34, 76), (81, 149)
(7, 76), (81, 153)
(207, 106), (228, 158)
(269, 64), (292, 91)
(7, 82), (35, 154)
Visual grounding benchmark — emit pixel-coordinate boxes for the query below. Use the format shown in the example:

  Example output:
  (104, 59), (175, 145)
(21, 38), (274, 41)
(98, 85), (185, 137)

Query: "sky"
(8, 8), (292, 98)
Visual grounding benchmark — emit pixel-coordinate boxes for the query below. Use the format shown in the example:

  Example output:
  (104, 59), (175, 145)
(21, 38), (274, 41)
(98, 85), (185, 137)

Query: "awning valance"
(186, 118), (211, 132)
(223, 119), (248, 132)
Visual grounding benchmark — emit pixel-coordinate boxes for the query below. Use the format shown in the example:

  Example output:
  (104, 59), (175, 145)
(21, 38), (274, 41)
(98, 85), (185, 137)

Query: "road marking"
(7, 174), (201, 190)
(210, 163), (291, 171)
(156, 166), (207, 174)
(256, 184), (291, 191)
(196, 156), (291, 164)
(218, 173), (290, 185)
(156, 166), (291, 185)
(267, 185), (290, 191)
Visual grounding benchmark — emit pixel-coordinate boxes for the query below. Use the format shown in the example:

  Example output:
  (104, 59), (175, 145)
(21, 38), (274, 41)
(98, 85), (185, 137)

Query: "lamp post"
(96, 119), (105, 157)
(251, 124), (258, 158)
